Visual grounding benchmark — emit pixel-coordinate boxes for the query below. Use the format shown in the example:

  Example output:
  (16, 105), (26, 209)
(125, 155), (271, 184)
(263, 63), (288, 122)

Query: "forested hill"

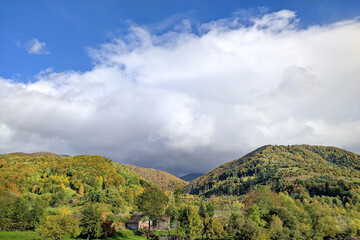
(6, 152), (63, 157)
(0, 153), (151, 206)
(184, 145), (360, 196)
(124, 164), (188, 191)
(180, 173), (203, 182)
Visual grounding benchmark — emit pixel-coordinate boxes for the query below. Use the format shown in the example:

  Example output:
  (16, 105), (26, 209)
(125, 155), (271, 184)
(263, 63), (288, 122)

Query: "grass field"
(152, 230), (178, 236)
(0, 230), (155, 240)
(0, 231), (43, 240)
(283, 172), (320, 182)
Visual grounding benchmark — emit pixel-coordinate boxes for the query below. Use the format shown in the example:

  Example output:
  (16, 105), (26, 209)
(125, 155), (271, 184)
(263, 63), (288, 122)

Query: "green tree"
(226, 212), (244, 237)
(178, 205), (203, 239)
(80, 203), (104, 240)
(271, 207), (300, 239)
(166, 204), (178, 225)
(267, 215), (283, 240)
(0, 191), (18, 230)
(36, 207), (80, 240)
(174, 186), (182, 206)
(103, 187), (120, 204)
(206, 203), (215, 217)
(50, 189), (66, 207)
(203, 216), (225, 239)
(135, 186), (168, 232)
(244, 186), (276, 218)
(0, 192), (46, 231)
(28, 198), (47, 230)
(306, 202), (338, 240)
(246, 204), (266, 227)
(198, 202), (206, 218)
(234, 218), (267, 240)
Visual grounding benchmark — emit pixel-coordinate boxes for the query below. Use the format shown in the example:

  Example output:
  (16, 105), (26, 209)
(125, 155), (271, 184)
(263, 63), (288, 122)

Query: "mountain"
(0, 153), (151, 206)
(180, 173), (203, 182)
(7, 152), (63, 157)
(123, 164), (188, 191)
(184, 145), (360, 197)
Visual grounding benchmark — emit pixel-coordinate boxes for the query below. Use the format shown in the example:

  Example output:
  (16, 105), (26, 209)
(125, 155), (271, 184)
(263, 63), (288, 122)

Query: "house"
(127, 213), (152, 230)
(127, 213), (171, 231)
(153, 216), (171, 231)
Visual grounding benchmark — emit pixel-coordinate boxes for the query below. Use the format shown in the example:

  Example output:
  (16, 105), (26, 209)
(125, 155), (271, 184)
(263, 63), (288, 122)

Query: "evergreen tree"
(198, 202), (206, 218)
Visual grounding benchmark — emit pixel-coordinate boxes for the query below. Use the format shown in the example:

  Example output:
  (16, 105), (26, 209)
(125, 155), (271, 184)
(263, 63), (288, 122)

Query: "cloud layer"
(1, 10), (360, 175)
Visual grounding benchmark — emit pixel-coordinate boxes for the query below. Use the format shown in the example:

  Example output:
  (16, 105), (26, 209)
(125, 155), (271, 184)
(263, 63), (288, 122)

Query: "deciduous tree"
(178, 205), (203, 239)
(36, 207), (80, 240)
(80, 203), (104, 240)
(135, 186), (168, 230)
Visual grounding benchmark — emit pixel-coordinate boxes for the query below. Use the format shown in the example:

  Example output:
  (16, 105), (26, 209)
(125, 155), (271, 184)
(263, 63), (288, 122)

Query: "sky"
(0, 1), (360, 176)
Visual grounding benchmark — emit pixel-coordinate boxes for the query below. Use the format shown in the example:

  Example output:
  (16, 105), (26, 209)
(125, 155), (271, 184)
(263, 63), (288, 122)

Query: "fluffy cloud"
(1, 10), (360, 175)
(25, 38), (50, 55)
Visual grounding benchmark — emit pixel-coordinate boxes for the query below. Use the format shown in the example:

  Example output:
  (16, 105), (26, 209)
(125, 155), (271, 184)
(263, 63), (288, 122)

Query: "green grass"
(0, 231), (83, 240)
(106, 230), (147, 240)
(0, 231), (43, 240)
(0, 231), (148, 240)
(153, 230), (177, 236)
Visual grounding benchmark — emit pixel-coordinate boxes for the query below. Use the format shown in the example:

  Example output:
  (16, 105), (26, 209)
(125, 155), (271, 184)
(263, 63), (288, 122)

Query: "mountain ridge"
(180, 173), (204, 182)
(184, 144), (360, 196)
(123, 164), (188, 191)
(2, 152), (64, 157)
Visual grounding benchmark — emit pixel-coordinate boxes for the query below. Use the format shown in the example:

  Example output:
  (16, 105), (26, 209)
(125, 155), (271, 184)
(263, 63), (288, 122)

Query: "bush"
(36, 207), (80, 240)
(134, 229), (145, 236)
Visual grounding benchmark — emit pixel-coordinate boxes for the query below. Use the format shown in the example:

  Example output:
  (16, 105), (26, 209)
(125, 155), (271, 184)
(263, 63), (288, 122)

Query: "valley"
(1, 145), (360, 239)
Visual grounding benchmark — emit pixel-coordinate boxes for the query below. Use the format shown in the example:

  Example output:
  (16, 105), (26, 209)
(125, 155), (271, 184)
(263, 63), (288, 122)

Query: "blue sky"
(1, 1), (360, 175)
(1, 0), (360, 81)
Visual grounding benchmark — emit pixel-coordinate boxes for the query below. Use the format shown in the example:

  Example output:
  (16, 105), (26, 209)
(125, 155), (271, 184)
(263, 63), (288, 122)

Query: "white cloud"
(25, 38), (50, 55)
(1, 10), (360, 175)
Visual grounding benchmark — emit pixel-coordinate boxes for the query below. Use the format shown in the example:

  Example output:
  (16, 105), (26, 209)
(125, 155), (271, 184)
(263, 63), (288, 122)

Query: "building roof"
(127, 213), (146, 224)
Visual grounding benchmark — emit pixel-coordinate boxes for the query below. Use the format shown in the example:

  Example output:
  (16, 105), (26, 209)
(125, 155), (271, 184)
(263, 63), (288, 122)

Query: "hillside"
(180, 173), (203, 182)
(184, 145), (360, 197)
(0, 153), (151, 206)
(124, 164), (188, 191)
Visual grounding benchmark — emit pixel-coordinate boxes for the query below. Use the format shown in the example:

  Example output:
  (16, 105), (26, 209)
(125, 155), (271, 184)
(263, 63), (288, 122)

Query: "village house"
(126, 213), (171, 231)
(126, 213), (151, 230)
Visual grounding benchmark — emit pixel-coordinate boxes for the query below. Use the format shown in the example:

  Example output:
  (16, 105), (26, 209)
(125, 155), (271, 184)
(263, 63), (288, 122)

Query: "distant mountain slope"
(180, 173), (203, 182)
(0, 153), (150, 203)
(184, 145), (360, 196)
(124, 164), (188, 191)
(6, 152), (63, 157)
